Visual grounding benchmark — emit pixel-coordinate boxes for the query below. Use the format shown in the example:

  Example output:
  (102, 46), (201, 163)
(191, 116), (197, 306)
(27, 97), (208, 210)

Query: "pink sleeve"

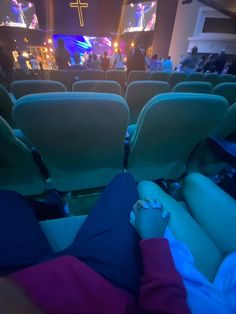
(139, 238), (191, 314)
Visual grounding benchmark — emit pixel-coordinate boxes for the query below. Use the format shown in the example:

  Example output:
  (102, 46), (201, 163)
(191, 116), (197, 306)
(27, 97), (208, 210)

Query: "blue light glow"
(53, 34), (112, 61)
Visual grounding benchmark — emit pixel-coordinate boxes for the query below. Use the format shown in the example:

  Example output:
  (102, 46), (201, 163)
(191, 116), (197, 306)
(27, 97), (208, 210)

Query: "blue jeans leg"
(65, 172), (142, 295)
(0, 191), (53, 274)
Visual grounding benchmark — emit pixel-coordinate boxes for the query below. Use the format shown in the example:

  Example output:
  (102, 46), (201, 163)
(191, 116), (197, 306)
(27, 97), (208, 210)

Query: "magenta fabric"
(10, 239), (190, 314)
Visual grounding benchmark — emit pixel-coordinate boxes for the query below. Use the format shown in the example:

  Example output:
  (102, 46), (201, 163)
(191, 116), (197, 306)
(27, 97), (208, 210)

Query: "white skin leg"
(183, 172), (236, 256)
(137, 180), (223, 281)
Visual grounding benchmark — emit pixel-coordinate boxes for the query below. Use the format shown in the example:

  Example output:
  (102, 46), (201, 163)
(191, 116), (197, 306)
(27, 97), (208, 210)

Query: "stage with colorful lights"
(0, 0), (159, 68)
(52, 0), (158, 61)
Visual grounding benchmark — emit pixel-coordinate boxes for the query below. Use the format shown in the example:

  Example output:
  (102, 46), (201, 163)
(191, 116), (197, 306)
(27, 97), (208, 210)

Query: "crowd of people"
(54, 39), (236, 76)
(0, 46), (42, 85)
(54, 39), (126, 71)
(54, 38), (173, 73)
(1, 39), (236, 92)
(178, 46), (236, 75)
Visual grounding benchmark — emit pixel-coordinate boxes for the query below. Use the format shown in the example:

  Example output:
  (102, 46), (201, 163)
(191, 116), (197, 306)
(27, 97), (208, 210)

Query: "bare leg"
(137, 181), (223, 281)
(183, 172), (236, 256)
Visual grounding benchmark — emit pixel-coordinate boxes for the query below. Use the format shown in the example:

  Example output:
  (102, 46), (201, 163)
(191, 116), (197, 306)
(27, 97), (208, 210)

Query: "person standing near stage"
(29, 55), (40, 70)
(161, 56), (173, 72)
(228, 58), (236, 75)
(180, 47), (199, 74)
(91, 54), (99, 69)
(17, 51), (29, 73)
(127, 45), (145, 73)
(100, 51), (110, 71)
(149, 54), (162, 72)
(86, 54), (93, 69)
(54, 39), (71, 70)
(213, 50), (227, 74)
(113, 49), (124, 70)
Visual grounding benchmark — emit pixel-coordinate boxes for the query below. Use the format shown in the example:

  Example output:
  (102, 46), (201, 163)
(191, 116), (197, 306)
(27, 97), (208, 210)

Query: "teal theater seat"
(128, 71), (149, 83)
(127, 93), (228, 181)
(168, 72), (187, 89)
(125, 80), (170, 124)
(213, 83), (236, 106)
(13, 92), (129, 192)
(11, 80), (67, 99)
(79, 70), (106, 80)
(72, 80), (121, 95)
(187, 72), (205, 81)
(0, 84), (15, 127)
(49, 70), (70, 89)
(0, 116), (46, 195)
(219, 74), (235, 84)
(106, 70), (127, 94)
(203, 73), (220, 87)
(149, 71), (170, 82)
(173, 81), (213, 94)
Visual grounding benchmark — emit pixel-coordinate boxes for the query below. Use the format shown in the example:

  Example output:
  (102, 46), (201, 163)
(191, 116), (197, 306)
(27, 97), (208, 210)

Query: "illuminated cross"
(70, 0), (89, 27)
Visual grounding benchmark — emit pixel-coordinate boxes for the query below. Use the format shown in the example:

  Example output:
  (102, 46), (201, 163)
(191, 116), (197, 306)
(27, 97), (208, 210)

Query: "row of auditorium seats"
(0, 91), (233, 197)
(2, 80), (236, 126)
(132, 71), (236, 88)
(1, 69), (235, 91)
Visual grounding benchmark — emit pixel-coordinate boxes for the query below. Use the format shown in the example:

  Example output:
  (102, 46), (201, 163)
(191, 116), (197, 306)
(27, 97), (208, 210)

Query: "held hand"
(130, 199), (170, 240)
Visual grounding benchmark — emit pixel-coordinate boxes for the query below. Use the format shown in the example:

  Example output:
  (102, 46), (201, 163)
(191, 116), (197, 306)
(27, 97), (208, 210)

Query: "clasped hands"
(130, 199), (170, 239)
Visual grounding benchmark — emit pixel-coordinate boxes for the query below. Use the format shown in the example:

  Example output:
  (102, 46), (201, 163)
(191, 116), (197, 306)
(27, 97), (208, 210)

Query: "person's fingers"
(147, 199), (155, 208)
(154, 200), (162, 209)
(151, 199), (162, 209)
(129, 211), (136, 227)
(133, 202), (138, 211)
(141, 200), (149, 209)
(133, 202), (141, 215)
(138, 200), (149, 209)
(162, 209), (170, 219)
(145, 198), (162, 209)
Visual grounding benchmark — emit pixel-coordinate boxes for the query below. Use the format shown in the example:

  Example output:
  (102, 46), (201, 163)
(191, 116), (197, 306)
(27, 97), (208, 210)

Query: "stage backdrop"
(32, 0), (176, 58)
(36, 0), (123, 35)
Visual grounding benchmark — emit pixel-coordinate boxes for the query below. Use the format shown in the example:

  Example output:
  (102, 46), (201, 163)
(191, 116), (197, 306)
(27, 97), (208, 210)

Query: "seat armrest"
(39, 216), (87, 252)
(208, 136), (236, 167)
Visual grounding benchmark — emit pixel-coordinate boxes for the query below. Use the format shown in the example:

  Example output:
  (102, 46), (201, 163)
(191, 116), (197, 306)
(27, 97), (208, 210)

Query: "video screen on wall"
(53, 35), (112, 61)
(0, 0), (39, 29)
(120, 1), (157, 33)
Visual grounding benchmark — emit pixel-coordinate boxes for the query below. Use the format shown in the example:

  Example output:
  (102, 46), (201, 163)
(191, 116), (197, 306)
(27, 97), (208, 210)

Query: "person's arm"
(12, 7), (18, 14)
(22, 2), (33, 11)
(144, 2), (155, 13)
(140, 239), (190, 314)
(113, 56), (117, 67)
(130, 199), (190, 314)
(54, 49), (60, 64)
(180, 55), (190, 66)
(0, 278), (42, 314)
(66, 50), (71, 64)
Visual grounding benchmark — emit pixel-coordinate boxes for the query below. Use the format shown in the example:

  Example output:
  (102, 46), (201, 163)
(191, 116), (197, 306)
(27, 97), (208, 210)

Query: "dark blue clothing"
(12, 4), (30, 24)
(134, 4), (153, 28)
(0, 173), (142, 294)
